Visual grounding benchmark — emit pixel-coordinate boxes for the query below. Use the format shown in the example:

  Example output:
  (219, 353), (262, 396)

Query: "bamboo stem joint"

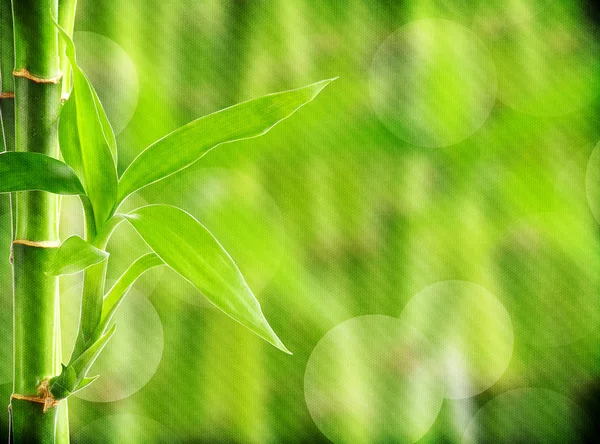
(12, 239), (61, 248)
(13, 68), (62, 84)
(10, 380), (60, 414)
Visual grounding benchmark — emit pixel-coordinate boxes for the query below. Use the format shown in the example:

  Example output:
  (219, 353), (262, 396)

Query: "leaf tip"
(310, 77), (337, 96)
(270, 335), (292, 355)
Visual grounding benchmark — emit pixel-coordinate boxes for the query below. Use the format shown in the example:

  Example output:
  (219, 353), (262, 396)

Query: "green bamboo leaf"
(48, 365), (77, 399)
(96, 253), (164, 338)
(70, 323), (116, 376)
(91, 86), (117, 162)
(46, 235), (109, 276)
(49, 324), (116, 400)
(0, 152), (84, 195)
(124, 205), (290, 354)
(71, 375), (99, 394)
(56, 23), (118, 228)
(118, 78), (336, 202)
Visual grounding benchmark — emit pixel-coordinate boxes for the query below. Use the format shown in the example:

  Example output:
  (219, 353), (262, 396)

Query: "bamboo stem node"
(0, 92), (14, 98)
(13, 239), (61, 248)
(10, 380), (60, 414)
(13, 68), (62, 84)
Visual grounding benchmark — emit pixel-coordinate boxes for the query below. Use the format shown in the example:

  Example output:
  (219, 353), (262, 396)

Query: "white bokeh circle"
(462, 388), (591, 443)
(61, 282), (164, 402)
(305, 315), (445, 444)
(74, 31), (139, 135)
(400, 281), (514, 399)
(370, 18), (497, 148)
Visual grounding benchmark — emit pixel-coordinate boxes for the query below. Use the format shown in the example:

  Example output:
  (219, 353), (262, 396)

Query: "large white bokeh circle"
(305, 315), (445, 444)
(370, 19), (497, 148)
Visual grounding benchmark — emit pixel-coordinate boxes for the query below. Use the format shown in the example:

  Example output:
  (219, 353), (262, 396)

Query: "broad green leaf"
(0, 152), (84, 195)
(124, 205), (290, 354)
(46, 235), (109, 276)
(49, 325), (115, 400)
(56, 23), (118, 228)
(97, 253), (164, 337)
(118, 78), (335, 202)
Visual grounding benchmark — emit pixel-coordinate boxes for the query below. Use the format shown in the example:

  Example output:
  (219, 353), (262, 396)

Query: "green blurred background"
(3, 0), (600, 442)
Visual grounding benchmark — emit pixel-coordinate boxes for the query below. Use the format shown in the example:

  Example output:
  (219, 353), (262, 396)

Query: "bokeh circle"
(61, 283), (164, 402)
(400, 281), (514, 399)
(305, 315), (445, 444)
(74, 31), (139, 135)
(370, 18), (497, 148)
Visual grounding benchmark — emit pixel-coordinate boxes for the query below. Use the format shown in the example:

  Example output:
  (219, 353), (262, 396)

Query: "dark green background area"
(2, 0), (600, 442)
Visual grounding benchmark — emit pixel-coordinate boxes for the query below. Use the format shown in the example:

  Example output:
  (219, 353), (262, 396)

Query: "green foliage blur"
(2, 0), (600, 442)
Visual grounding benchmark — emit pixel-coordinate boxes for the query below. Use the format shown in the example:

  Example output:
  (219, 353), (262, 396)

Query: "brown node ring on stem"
(13, 68), (62, 85)
(0, 92), (15, 99)
(13, 239), (61, 248)
(10, 380), (60, 414)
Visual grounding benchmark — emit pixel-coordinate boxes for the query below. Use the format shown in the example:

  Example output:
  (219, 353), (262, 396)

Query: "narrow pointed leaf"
(49, 324), (116, 400)
(91, 86), (117, 162)
(96, 253), (164, 337)
(124, 205), (290, 353)
(71, 375), (99, 394)
(46, 235), (109, 276)
(56, 23), (118, 227)
(71, 261), (108, 364)
(48, 365), (77, 399)
(118, 79), (335, 202)
(70, 323), (116, 376)
(0, 152), (84, 195)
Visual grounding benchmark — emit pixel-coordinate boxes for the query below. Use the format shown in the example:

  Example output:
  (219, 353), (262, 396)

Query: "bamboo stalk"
(9, 1), (67, 442)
